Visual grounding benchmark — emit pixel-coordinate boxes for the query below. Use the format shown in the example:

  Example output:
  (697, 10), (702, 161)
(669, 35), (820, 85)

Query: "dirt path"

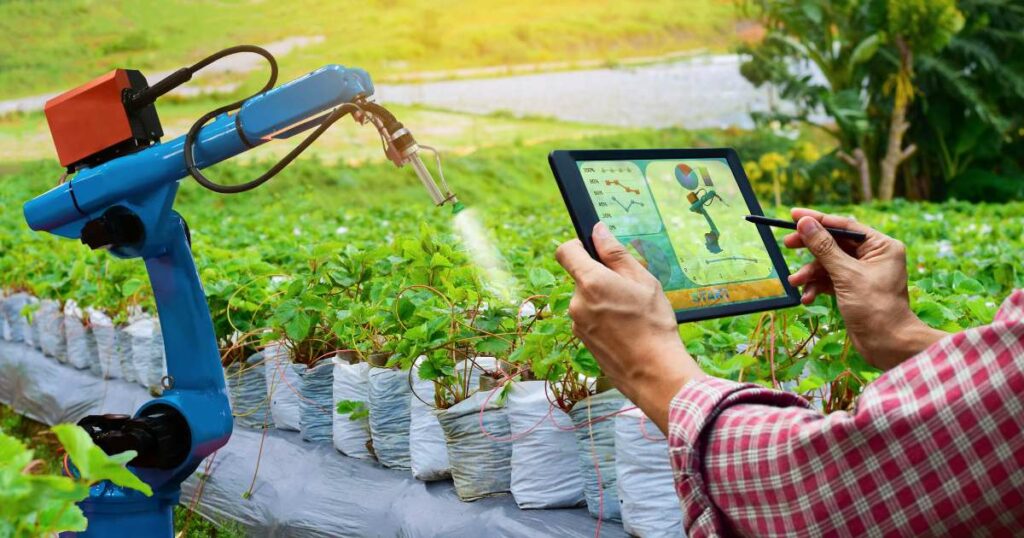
(376, 54), (782, 130)
(2, 47), (773, 132)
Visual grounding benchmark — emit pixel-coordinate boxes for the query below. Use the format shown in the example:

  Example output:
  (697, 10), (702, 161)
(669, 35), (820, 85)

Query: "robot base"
(62, 482), (178, 537)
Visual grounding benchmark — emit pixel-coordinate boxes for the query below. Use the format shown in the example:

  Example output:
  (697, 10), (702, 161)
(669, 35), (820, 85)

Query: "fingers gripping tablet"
(549, 148), (800, 323)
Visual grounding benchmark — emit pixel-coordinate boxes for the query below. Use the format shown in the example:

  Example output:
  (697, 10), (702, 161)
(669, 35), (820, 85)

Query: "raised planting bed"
(0, 341), (625, 537)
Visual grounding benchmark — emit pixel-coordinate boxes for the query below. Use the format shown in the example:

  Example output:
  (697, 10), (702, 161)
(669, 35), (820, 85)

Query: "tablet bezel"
(549, 147), (801, 323)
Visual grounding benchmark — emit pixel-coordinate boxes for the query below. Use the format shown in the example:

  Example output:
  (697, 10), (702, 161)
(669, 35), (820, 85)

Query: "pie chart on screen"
(675, 163), (699, 190)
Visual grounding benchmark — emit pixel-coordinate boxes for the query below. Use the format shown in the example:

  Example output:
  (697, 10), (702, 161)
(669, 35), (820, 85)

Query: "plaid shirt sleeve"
(668, 289), (1024, 537)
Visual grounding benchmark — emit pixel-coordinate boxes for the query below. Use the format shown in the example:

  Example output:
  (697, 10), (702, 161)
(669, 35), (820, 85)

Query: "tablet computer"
(549, 148), (800, 323)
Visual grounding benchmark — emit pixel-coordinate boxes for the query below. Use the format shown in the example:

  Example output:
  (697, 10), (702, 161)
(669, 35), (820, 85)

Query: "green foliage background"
(2, 127), (1021, 411)
(1, 0), (1022, 532)
(739, 0), (1024, 203)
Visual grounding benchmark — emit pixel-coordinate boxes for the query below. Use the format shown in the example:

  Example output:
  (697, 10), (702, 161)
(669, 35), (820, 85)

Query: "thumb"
(592, 222), (647, 279)
(797, 216), (852, 273)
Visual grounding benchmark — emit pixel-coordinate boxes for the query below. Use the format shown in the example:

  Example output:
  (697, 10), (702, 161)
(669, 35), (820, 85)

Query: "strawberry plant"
(1, 133), (1021, 416)
(266, 248), (345, 366)
(509, 279), (599, 413)
(199, 246), (276, 365)
(88, 259), (150, 325)
(0, 424), (151, 536)
(383, 222), (522, 408)
(329, 243), (406, 360)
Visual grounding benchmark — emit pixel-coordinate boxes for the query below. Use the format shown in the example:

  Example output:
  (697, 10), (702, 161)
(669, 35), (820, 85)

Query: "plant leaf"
(51, 424), (152, 496)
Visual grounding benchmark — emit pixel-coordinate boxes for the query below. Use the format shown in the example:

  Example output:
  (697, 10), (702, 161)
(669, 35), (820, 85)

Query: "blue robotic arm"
(26, 65), (373, 245)
(24, 61), (455, 536)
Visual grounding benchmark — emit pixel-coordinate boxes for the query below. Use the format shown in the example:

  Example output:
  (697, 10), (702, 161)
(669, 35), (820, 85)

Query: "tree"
(739, 0), (964, 202)
(906, 0), (1024, 201)
(739, 0), (879, 200)
(875, 0), (965, 201)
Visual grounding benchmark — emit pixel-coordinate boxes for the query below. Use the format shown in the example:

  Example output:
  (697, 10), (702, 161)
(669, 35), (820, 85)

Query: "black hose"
(185, 103), (357, 194)
(179, 45), (360, 194)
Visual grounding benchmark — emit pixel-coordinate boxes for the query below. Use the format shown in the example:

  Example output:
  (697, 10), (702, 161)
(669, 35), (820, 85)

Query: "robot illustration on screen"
(627, 237), (674, 288)
(674, 163), (727, 254)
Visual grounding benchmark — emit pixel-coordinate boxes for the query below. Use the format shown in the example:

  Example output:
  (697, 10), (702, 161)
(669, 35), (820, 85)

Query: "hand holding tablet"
(549, 148), (800, 323)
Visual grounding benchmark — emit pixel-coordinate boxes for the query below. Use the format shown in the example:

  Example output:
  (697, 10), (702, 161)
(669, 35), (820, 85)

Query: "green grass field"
(0, 0), (743, 166)
(0, 103), (623, 164)
(0, 0), (739, 100)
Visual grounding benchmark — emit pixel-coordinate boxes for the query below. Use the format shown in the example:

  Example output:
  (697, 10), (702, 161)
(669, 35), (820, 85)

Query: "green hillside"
(0, 0), (738, 100)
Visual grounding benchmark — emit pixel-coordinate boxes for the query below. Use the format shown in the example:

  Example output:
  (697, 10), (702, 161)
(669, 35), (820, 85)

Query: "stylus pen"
(745, 215), (867, 242)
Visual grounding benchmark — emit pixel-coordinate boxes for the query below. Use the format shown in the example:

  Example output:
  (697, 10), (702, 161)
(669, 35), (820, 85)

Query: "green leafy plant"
(335, 400), (369, 421)
(200, 246), (276, 365)
(378, 222), (529, 409)
(265, 244), (355, 366)
(91, 259), (150, 326)
(907, 0), (1024, 201)
(507, 274), (600, 412)
(0, 424), (151, 536)
(329, 242), (406, 361)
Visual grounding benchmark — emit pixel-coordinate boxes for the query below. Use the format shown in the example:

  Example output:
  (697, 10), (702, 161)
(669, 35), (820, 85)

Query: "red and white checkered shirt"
(668, 289), (1024, 537)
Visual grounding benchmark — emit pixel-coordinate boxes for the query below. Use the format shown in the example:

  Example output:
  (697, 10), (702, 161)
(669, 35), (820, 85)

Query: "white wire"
(417, 144), (452, 195)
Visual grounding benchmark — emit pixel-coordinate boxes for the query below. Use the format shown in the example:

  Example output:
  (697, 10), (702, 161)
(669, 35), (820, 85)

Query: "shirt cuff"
(667, 376), (811, 533)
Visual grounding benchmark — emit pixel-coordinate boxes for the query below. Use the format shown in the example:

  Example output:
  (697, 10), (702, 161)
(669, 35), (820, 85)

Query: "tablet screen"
(576, 158), (788, 311)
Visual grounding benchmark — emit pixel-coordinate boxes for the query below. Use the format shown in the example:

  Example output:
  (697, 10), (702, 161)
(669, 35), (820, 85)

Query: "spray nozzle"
(355, 99), (460, 209)
(408, 148), (460, 208)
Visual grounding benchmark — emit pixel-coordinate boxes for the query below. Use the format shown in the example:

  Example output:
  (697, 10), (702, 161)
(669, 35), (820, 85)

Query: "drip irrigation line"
(587, 398), (604, 538)
(548, 404), (638, 432)
(638, 414), (667, 443)
(769, 314), (780, 389)
(473, 378), (642, 439)
(179, 451), (218, 537)
(407, 363), (437, 409)
(475, 382), (552, 444)
(244, 412), (272, 501)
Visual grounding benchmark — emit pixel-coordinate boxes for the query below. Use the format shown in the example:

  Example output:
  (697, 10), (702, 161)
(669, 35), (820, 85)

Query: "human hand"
(784, 208), (947, 370)
(555, 222), (703, 433)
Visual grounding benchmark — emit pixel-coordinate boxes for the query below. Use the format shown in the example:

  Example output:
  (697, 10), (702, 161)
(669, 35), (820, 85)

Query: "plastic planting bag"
(85, 308), (122, 379)
(36, 300), (67, 362)
(569, 389), (625, 522)
(436, 389), (513, 502)
(22, 296), (39, 349)
(299, 358), (334, 443)
(409, 359), (451, 481)
(111, 328), (132, 379)
(226, 351), (273, 429)
(615, 405), (683, 537)
(2, 293), (36, 344)
(264, 343), (301, 432)
(367, 365), (412, 469)
(507, 381), (586, 509)
(63, 301), (98, 371)
(126, 316), (166, 390)
(118, 329), (138, 383)
(30, 306), (43, 351)
(332, 358), (373, 459)
(0, 292), (9, 341)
